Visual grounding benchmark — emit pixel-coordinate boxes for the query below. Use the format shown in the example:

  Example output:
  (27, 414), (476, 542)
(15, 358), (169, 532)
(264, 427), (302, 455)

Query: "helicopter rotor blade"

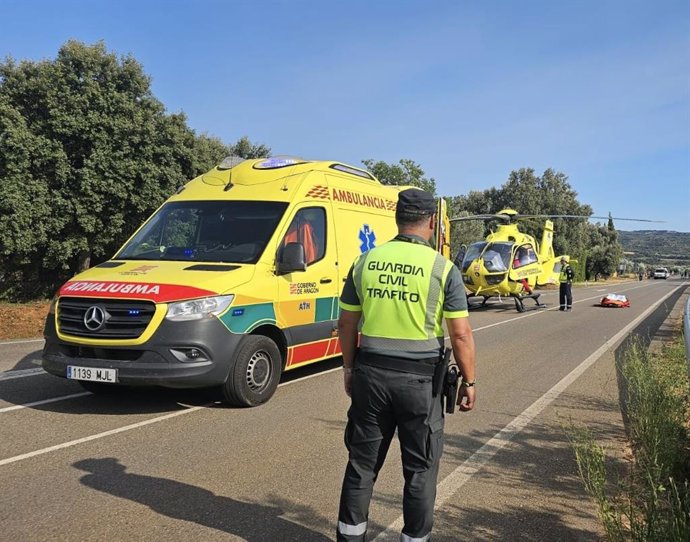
(512, 214), (664, 223)
(449, 214), (511, 223)
(449, 212), (664, 224)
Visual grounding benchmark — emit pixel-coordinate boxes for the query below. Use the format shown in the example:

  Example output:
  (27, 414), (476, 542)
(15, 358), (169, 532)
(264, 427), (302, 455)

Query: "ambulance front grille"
(58, 298), (156, 339)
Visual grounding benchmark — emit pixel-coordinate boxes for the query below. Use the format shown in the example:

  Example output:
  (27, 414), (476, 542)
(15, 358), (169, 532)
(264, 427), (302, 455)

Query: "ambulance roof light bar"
(254, 156), (308, 169)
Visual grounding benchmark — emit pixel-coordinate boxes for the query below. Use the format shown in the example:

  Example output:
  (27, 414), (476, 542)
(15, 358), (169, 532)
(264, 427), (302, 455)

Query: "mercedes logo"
(83, 305), (108, 331)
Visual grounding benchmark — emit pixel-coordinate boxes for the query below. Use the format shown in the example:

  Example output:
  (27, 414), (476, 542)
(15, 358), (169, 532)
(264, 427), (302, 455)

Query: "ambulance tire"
(222, 335), (282, 407)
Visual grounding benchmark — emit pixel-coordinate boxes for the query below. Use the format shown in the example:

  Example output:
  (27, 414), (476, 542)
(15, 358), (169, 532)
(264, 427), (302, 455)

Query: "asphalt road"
(1, 278), (687, 541)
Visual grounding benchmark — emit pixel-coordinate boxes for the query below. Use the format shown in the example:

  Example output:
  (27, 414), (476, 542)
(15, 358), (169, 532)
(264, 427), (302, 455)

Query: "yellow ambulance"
(42, 156), (450, 406)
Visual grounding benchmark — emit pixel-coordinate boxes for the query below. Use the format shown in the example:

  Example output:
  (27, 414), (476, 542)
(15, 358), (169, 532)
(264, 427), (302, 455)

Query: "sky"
(1, 0), (688, 232)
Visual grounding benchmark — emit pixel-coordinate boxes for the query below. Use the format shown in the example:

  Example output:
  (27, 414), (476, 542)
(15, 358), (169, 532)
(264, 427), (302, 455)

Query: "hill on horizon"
(618, 230), (690, 267)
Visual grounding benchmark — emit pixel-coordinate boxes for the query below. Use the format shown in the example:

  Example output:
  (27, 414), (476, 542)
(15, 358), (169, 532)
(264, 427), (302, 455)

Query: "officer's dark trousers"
(337, 362), (444, 542)
(559, 282), (572, 310)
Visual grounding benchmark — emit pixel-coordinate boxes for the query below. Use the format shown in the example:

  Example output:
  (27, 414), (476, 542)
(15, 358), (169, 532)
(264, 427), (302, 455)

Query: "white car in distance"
(653, 267), (669, 279)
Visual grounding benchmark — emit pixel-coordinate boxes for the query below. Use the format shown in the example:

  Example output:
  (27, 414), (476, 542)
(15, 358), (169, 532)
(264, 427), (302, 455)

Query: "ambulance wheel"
(222, 335), (281, 407)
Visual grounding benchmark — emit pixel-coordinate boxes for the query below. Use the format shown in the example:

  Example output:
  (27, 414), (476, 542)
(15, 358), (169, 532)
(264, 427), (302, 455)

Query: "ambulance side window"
(281, 207), (326, 266)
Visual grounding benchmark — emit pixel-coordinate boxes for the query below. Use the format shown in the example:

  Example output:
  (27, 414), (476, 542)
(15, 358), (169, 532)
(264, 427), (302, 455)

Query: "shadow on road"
(1, 350), (344, 415)
(10, 348), (43, 370)
(73, 457), (332, 541)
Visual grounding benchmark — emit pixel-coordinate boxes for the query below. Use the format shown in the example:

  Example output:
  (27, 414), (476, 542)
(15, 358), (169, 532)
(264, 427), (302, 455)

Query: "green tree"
(362, 158), (437, 194)
(451, 168), (594, 261)
(0, 40), (270, 300)
(229, 136), (271, 159)
(0, 97), (70, 299)
(192, 134), (231, 174)
(585, 221), (623, 280)
(446, 199), (486, 261)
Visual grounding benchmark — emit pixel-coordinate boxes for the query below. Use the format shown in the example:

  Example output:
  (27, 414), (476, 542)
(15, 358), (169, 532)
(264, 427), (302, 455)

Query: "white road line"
(0, 365), (349, 463)
(0, 368), (45, 381)
(281, 366), (343, 385)
(0, 393), (91, 413)
(0, 279), (663, 418)
(469, 283), (648, 333)
(0, 367), (344, 417)
(0, 403), (215, 467)
(373, 284), (684, 541)
(0, 280), (677, 465)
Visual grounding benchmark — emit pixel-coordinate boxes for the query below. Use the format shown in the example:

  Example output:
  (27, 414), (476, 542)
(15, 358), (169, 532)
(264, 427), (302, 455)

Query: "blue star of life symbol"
(359, 224), (376, 253)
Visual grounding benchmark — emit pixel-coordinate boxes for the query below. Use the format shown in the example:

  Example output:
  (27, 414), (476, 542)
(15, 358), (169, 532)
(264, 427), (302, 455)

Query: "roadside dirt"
(0, 300), (51, 340)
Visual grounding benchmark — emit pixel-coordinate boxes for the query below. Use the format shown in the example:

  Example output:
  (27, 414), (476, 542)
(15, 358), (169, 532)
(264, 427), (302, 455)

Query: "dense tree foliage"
(0, 41), (268, 300)
(229, 136), (271, 160)
(448, 168), (605, 280)
(585, 217), (623, 280)
(362, 158), (437, 194)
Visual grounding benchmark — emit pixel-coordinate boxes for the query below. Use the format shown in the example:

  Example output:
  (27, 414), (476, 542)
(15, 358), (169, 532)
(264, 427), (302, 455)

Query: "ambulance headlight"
(166, 295), (234, 322)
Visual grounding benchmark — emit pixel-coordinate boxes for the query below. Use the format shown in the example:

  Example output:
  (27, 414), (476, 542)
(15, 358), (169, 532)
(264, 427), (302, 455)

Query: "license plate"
(66, 365), (118, 383)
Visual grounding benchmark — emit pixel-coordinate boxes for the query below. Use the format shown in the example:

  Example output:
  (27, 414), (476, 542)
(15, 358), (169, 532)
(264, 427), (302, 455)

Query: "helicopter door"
(512, 244), (538, 269)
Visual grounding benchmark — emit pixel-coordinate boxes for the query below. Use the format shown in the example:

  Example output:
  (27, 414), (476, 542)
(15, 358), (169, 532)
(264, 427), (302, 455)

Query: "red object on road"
(600, 294), (630, 308)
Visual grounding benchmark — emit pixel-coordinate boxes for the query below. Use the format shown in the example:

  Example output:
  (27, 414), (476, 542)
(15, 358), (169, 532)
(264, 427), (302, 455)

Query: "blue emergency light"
(254, 157), (305, 169)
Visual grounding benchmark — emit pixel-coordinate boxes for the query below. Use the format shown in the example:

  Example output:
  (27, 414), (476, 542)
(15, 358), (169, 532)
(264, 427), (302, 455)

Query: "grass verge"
(567, 336), (690, 541)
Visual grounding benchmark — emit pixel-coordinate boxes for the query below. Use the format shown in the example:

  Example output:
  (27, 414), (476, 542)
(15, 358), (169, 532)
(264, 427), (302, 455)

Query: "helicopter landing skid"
(513, 293), (546, 313)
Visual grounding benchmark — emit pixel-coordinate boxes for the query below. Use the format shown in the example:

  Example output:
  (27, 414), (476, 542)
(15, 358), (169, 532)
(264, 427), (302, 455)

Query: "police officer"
(336, 188), (476, 542)
(559, 256), (574, 311)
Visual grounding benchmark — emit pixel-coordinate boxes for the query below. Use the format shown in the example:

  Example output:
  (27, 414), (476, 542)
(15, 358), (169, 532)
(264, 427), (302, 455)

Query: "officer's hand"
(344, 371), (353, 397)
(457, 385), (475, 411)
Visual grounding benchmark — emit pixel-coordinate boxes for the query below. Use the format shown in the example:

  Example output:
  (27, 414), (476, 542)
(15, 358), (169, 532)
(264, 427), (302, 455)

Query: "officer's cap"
(561, 256), (569, 263)
(396, 188), (436, 216)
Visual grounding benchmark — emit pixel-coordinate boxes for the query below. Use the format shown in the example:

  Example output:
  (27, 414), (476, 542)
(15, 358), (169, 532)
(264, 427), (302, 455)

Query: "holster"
(432, 348), (451, 397)
(444, 364), (459, 414)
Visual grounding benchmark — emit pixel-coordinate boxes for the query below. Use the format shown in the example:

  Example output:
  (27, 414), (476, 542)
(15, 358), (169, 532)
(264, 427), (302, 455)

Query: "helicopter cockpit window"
(461, 242), (487, 272)
(513, 244), (538, 268)
(483, 242), (513, 272)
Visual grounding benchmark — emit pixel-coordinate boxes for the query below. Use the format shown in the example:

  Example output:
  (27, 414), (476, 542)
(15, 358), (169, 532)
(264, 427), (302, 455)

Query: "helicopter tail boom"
(538, 220), (555, 262)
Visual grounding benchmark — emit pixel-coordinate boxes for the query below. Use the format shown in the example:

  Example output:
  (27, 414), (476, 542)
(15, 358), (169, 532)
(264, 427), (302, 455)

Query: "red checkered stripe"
(305, 185), (330, 199)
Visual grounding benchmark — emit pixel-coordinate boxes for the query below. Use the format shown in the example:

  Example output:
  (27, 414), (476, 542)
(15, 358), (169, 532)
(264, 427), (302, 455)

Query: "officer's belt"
(356, 351), (438, 376)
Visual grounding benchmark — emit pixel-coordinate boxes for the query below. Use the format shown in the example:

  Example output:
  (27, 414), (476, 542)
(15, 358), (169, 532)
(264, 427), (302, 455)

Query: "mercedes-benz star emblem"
(83, 305), (108, 331)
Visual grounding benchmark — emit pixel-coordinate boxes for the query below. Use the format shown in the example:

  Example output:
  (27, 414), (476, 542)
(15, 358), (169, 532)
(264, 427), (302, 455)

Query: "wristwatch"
(462, 380), (475, 387)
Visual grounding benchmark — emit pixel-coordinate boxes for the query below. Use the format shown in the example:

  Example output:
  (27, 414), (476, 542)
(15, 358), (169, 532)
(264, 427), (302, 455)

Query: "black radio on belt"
(444, 364), (459, 414)
(432, 348), (450, 397)
(433, 348), (459, 413)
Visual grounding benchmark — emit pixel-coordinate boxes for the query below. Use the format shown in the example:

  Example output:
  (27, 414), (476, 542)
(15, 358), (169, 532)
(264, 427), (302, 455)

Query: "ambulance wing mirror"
(277, 242), (307, 274)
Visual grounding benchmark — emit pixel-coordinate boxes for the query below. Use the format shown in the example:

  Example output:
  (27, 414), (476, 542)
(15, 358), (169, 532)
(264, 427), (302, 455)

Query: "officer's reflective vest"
(351, 237), (456, 354)
(559, 264), (573, 283)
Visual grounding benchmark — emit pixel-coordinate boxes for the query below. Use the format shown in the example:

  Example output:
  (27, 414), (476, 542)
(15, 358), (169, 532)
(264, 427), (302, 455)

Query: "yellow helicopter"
(451, 209), (663, 312)
(451, 209), (564, 312)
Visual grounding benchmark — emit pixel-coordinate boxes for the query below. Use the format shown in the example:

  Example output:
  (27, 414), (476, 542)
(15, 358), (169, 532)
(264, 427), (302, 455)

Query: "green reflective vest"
(351, 238), (454, 356)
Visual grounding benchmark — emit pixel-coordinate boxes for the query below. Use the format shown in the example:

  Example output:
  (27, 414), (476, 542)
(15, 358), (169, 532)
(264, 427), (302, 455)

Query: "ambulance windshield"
(116, 201), (288, 263)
